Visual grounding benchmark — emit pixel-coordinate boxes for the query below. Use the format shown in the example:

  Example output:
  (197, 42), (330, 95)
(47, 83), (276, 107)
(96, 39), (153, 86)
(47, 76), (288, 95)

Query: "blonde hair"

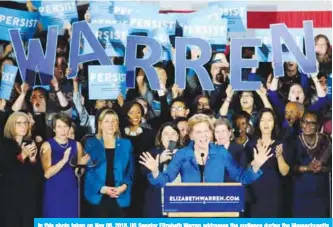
(214, 118), (234, 141)
(187, 114), (214, 136)
(4, 112), (31, 139)
(97, 109), (121, 139)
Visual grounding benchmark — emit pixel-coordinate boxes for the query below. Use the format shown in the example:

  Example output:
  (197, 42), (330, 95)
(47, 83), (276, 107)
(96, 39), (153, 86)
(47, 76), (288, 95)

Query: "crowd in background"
(0, 1), (332, 227)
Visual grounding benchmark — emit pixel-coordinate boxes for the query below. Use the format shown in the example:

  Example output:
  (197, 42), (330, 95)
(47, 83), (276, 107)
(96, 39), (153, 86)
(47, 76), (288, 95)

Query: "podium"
(162, 183), (244, 217)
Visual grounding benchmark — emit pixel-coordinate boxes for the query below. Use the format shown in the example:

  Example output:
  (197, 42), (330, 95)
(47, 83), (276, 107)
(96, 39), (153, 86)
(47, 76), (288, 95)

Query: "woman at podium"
(140, 114), (272, 187)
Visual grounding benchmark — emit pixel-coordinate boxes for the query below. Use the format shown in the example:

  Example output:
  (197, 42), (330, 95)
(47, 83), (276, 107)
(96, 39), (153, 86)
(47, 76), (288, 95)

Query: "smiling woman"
(140, 114), (272, 189)
(121, 101), (156, 217)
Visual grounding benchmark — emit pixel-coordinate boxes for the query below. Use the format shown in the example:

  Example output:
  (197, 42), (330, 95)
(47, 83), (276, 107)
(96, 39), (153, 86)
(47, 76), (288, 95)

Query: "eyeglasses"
(171, 106), (185, 112)
(301, 120), (317, 127)
(316, 43), (327, 47)
(16, 121), (29, 126)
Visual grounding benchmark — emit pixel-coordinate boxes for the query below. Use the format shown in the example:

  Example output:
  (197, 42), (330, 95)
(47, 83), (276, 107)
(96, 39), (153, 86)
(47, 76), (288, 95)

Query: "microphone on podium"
(200, 153), (205, 165)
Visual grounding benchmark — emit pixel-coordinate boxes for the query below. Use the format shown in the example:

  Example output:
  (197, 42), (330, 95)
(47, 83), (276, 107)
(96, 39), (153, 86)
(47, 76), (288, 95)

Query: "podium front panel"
(163, 183), (244, 213)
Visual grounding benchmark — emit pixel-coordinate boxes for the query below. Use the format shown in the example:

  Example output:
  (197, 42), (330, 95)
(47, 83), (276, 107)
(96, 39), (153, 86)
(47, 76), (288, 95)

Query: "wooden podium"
(162, 182), (243, 217)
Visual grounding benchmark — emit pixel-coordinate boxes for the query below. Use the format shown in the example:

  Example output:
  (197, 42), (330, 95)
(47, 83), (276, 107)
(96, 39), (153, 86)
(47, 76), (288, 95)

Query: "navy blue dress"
(245, 140), (289, 217)
(223, 142), (246, 183)
(292, 134), (331, 217)
(142, 147), (165, 217)
(43, 138), (78, 218)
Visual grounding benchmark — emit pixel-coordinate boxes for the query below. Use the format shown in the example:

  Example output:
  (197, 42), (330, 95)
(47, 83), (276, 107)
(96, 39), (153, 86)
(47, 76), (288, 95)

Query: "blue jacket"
(84, 136), (134, 207)
(148, 142), (262, 187)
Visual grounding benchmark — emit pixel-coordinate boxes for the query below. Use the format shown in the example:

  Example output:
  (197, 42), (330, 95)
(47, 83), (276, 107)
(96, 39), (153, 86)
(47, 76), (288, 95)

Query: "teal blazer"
(84, 136), (134, 207)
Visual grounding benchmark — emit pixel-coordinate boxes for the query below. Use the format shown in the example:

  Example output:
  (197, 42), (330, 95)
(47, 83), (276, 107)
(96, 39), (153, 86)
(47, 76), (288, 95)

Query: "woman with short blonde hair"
(96, 109), (121, 139)
(0, 112), (42, 227)
(140, 114), (272, 188)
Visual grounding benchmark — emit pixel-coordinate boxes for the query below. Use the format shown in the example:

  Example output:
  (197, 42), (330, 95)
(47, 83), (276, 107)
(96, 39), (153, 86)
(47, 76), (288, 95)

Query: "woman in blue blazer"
(83, 109), (134, 217)
(140, 114), (272, 187)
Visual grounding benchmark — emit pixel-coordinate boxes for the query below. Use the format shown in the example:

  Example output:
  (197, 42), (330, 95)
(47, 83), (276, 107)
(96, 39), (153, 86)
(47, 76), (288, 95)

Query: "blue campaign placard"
(38, 0), (78, 32)
(209, 1), (247, 33)
(88, 65), (127, 100)
(147, 28), (172, 61)
(82, 22), (129, 57)
(90, 1), (159, 16)
(163, 184), (245, 213)
(255, 29), (305, 62)
(0, 64), (18, 100)
(0, 7), (39, 41)
(177, 10), (228, 45)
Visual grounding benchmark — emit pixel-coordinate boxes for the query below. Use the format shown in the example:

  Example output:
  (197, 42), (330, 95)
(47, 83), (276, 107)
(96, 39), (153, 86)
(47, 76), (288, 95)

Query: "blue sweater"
(84, 136), (134, 207)
(148, 142), (262, 187)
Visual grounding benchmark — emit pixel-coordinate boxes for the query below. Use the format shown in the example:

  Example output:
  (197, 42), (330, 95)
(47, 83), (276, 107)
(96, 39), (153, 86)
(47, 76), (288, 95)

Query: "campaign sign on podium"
(163, 183), (244, 217)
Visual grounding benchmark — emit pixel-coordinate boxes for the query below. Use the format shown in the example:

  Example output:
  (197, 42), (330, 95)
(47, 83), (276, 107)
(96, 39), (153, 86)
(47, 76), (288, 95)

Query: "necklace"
(125, 127), (143, 136)
(55, 138), (69, 149)
(300, 133), (318, 150)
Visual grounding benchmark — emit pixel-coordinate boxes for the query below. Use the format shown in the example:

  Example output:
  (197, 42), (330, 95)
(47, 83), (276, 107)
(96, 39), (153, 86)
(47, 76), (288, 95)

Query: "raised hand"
(26, 0), (37, 12)
(62, 147), (72, 163)
(252, 142), (273, 172)
(84, 10), (91, 23)
(0, 99), (6, 111)
(225, 84), (234, 99)
(20, 82), (30, 95)
(4, 44), (13, 55)
(256, 84), (267, 97)
(50, 77), (59, 91)
(117, 94), (124, 107)
(139, 152), (159, 174)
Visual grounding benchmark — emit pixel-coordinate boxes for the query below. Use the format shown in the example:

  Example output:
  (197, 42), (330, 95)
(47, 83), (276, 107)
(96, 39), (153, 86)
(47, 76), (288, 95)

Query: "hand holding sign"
(20, 82), (30, 95)
(0, 99), (6, 111)
(26, 0), (37, 12)
(50, 77), (60, 91)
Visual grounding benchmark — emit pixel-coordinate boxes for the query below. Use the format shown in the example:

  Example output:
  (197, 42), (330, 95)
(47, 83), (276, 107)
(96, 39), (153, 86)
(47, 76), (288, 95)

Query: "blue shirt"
(148, 141), (262, 187)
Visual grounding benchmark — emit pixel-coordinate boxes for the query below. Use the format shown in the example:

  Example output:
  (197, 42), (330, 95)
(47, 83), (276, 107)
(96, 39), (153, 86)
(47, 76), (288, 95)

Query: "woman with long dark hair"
(244, 108), (290, 217)
(143, 122), (182, 217)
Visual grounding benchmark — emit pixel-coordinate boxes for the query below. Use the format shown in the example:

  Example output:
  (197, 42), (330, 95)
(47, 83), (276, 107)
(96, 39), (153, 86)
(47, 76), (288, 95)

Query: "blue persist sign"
(177, 12), (228, 45)
(163, 184), (245, 213)
(38, 0), (78, 33)
(88, 65), (126, 100)
(0, 64), (18, 100)
(209, 1), (247, 33)
(0, 7), (39, 41)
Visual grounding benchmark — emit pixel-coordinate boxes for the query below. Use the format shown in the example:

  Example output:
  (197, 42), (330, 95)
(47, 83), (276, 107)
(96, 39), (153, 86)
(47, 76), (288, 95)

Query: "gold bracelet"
(304, 166), (307, 172)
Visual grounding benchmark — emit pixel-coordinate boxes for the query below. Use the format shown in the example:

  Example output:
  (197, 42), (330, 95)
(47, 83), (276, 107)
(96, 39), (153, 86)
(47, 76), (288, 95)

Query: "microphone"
(200, 153), (205, 165)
